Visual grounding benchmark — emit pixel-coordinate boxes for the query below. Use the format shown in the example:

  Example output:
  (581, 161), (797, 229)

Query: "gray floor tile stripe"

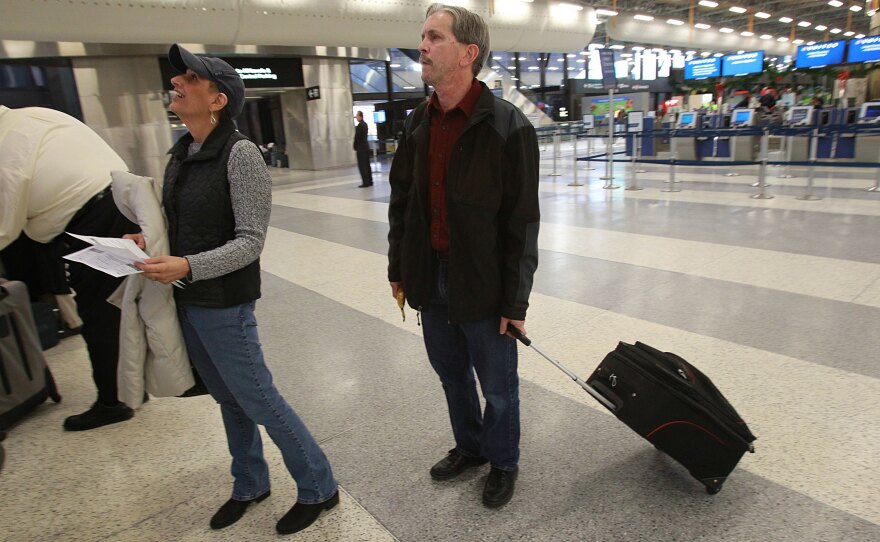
(267, 206), (880, 380)
(255, 273), (879, 542)
(291, 183), (880, 264)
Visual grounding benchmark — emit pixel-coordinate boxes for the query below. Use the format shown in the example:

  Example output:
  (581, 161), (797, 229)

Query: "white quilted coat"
(108, 171), (194, 408)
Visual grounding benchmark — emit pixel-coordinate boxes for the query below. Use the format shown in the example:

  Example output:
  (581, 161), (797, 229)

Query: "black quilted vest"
(163, 120), (261, 307)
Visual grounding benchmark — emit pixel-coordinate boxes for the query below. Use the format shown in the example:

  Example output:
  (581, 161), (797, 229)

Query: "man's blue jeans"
(421, 262), (520, 471)
(178, 302), (337, 503)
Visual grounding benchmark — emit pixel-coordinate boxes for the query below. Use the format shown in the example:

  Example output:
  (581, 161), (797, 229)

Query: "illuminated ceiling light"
(793, 39), (804, 44)
(631, 46), (645, 51)
(713, 52), (724, 57)
(698, 0), (719, 7)
(856, 33), (866, 39)
(566, 53), (576, 58)
(719, 27), (734, 33)
(553, 2), (584, 11)
(507, 65), (515, 70)
(701, 52), (712, 57)
(518, 56), (526, 60)
(596, 9), (618, 16)
(576, 59), (586, 63)
(797, 21), (811, 27)
(779, 16), (793, 23)
(830, 28), (842, 33)
(527, 66), (539, 70)
(740, 31), (754, 36)
(694, 23), (711, 29)
(567, 67), (575, 70)
(737, 50), (745, 54)
(844, 31), (855, 36)
(729, 6), (747, 14)
(620, 53), (632, 58)
(755, 12), (771, 19)
(807, 41), (816, 45)
(815, 24), (828, 30)
(667, 19), (685, 25)
(777, 36), (789, 41)
(390, 63), (401, 67)
(634, 14), (654, 21)
(850, 5), (863, 12)
(686, 50), (697, 55)
(609, 44), (625, 49)
(557, 57), (565, 61)
(760, 34), (773, 39)
(492, 56), (501, 60)
(547, 66), (560, 70)
(827, 0), (843, 6)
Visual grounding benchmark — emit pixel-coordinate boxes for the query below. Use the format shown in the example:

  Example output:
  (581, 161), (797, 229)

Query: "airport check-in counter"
(670, 112), (699, 161)
(784, 105), (815, 162)
(624, 112), (656, 157)
(697, 114), (734, 161)
(728, 109), (758, 161)
(817, 108), (857, 159)
(854, 102), (880, 163)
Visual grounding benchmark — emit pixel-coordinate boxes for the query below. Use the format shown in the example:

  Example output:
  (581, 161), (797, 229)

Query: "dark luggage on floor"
(30, 301), (62, 350)
(0, 280), (62, 430)
(509, 329), (755, 494)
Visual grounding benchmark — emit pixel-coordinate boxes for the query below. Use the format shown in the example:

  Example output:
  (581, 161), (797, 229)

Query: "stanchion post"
(797, 127), (822, 200)
(867, 139), (880, 192)
(568, 134), (582, 187)
(662, 132), (681, 193)
(626, 132), (643, 191)
(549, 129), (562, 177)
(778, 134), (795, 178)
(584, 130), (596, 171)
(751, 127), (774, 199)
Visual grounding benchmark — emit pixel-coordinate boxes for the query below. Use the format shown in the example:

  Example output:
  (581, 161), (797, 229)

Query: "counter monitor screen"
(732, 109), (753, 126)
(859, 102), (880, 123)
(787, 106), (813, 126)
(678, 112), (696, 128)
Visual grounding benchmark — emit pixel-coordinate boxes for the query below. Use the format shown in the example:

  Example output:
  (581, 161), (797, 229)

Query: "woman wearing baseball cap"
(134, 44), (338, 535)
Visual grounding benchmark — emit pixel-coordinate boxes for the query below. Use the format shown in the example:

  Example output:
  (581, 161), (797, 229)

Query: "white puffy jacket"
(108, 171), (194, 408)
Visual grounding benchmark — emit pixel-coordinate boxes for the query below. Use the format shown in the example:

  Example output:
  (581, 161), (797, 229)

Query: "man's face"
(356, 113), (363, 122)
(418, 11), (469, 87)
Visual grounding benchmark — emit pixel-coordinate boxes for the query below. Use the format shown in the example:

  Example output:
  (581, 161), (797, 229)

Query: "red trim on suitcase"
(646, 421), (726, 445)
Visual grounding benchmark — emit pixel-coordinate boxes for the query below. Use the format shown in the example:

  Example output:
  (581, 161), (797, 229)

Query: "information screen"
(684, 57), (720, 80)
(788, 106), (813, 125)
(722, 51), (764, 77)
(848, 36), (880, 63)
(678, 112), (696, 127)
(796, 41), (845, 68)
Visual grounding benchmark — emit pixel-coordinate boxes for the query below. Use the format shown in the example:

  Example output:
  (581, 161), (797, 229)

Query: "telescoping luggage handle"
(507, 325), (617, 412)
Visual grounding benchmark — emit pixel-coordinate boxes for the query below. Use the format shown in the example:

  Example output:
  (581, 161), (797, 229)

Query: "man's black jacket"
(387, 82), (540, 323)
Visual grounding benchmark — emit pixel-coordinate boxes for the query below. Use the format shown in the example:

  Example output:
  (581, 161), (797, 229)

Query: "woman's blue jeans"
(420, 262), (520, 471)
(178, 302), (337, 503)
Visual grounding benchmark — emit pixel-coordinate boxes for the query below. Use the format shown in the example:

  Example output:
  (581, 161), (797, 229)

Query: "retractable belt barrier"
(545, 123), (880, 199)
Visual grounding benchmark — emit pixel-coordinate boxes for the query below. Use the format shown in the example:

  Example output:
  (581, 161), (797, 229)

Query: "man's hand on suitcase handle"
(503, 319), (530, 346)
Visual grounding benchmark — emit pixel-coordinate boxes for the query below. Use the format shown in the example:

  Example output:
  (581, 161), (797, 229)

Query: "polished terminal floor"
(2, 144), (880, 542)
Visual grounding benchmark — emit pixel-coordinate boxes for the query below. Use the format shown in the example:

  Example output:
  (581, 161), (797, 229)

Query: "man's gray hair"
(426, 3), (490, 77)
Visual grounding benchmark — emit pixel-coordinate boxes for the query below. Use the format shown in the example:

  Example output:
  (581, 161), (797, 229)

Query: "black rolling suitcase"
(509, 329), (755, 494)
(0, 280), (62, 430)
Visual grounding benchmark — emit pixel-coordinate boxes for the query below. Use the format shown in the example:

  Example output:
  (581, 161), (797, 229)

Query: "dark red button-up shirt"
(427, 79), (482, 253)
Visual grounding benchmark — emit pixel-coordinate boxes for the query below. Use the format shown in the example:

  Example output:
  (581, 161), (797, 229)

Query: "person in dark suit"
(353, 111), (373, 187)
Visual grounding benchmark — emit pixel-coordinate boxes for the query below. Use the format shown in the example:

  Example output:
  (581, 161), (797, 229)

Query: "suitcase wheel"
(701, 477), (725, 495)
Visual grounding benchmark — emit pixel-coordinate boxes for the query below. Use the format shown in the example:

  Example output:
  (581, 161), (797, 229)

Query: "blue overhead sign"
(796, 41), (845, 68)
(722, 51), (764, 76)
(684, 57), (720, 80)
(848, 36), (880, 63)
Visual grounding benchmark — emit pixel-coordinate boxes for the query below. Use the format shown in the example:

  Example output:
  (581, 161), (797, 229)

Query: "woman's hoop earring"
(210, 112), (216, 125)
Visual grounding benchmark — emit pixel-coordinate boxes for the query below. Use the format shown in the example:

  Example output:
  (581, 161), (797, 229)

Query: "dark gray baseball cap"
(168, 44), (245, 118)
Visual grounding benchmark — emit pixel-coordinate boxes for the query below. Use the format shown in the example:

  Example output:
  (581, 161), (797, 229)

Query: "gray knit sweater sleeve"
(185, 140), (272, 282)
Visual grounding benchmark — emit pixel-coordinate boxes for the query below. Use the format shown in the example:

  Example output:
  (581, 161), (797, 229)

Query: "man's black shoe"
(483, 467), (518, 508)
(210, 491), (271, 530)
(276, 490), (339, 535)
(63, 402), (133, 431)
(358, 183), (373, 188)
(430, 449), (488, 481)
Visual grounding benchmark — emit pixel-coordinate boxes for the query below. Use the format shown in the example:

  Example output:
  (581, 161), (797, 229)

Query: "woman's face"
(169, 69), (223, 119)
